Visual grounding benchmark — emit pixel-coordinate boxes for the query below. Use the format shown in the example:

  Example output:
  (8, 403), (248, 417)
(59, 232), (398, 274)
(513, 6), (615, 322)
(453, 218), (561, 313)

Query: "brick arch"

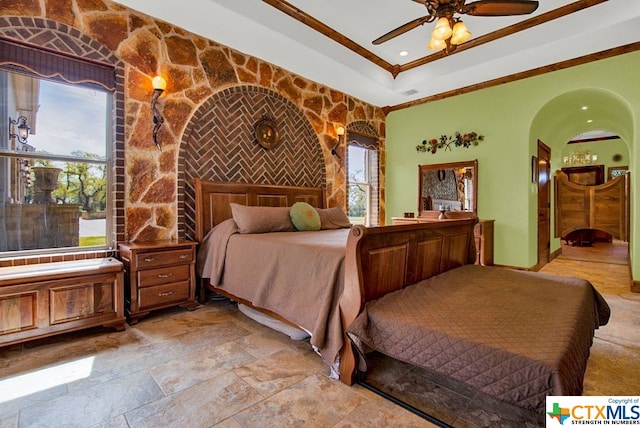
(347, 121), (380, 139)
(180, 85), (325, 241)
(0, 16), (126, 249)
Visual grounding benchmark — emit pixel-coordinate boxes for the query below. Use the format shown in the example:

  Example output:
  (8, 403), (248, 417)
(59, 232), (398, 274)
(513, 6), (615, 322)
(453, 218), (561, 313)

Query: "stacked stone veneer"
(0, 0), (386, 249)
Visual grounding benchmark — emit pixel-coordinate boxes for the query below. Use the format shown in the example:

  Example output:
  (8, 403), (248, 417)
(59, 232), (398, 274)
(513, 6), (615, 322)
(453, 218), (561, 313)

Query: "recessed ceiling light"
(587, 119), (593, 123)
(399, 50), (409, 57)
(581, 106), (588, 110)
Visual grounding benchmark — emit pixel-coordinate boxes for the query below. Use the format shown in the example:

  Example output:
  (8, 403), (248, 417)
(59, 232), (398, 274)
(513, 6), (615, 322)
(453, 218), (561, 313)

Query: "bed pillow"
(316, 207), (352, 229)
(230, 203), (295, 234)
(289, 202), (321, 231)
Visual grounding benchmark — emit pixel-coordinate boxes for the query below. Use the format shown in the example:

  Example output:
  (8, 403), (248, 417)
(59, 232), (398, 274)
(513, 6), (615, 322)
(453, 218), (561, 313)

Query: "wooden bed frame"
(194, 179), (326, 243)
(193, 178), (477, 385)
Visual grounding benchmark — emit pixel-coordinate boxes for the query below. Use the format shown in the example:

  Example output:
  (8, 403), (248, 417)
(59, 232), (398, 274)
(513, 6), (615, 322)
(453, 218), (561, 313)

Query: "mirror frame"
(418, 160), (478, 215)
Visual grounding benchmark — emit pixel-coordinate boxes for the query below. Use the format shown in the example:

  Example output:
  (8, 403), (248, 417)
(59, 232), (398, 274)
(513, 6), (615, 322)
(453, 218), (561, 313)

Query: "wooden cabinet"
(391, 217), (495, 266)
(0, 258), (125, 347)
(118, 240), (199, 324)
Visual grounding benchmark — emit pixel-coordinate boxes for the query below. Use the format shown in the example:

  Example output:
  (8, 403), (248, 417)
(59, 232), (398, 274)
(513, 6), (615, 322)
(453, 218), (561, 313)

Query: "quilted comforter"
(347, 264), (610, 413)
(197, 219), (351, 368)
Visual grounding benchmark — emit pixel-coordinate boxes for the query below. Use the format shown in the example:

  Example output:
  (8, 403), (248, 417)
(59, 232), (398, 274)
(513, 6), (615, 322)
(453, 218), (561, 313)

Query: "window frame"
(347, 136), (379, 227)
(0, 61), (114, 258)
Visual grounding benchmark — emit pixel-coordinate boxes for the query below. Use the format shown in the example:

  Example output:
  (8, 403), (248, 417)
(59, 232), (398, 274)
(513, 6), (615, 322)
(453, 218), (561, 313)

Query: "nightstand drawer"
(139, 281), (190, 309)
(119, 240), (198, 324)
(135, 249), (193, 269)
(138, 265), (190, 287)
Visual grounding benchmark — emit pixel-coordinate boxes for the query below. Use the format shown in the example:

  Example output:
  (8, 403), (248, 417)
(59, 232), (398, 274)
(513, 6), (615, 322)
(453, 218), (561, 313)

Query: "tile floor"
(0, 242), (638, 428)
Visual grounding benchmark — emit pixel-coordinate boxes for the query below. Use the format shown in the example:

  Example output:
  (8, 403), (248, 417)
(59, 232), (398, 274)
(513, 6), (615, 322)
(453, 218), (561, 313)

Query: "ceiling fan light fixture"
(450, 20), (471, 45)
(432, 17), (453, 40)
(427, 37), (446, 51)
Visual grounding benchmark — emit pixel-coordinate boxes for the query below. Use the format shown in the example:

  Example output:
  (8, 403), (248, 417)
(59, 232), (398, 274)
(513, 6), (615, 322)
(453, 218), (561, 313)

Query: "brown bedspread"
(198, 220), (350, 366)
(347, 264), (610, 412)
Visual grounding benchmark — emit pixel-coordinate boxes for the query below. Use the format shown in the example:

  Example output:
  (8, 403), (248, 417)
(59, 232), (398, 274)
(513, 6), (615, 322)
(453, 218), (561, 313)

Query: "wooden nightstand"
(118, 240), (199, 324)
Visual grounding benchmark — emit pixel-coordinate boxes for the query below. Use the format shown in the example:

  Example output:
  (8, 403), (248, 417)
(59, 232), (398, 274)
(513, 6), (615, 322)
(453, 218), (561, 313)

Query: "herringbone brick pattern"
(0, 17), (117, 66)
(182, 85), (325, 241)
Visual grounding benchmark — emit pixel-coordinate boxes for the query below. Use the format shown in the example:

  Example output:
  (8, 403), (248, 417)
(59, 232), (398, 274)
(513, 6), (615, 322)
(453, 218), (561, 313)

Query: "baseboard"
(550, 247), (562, 261)
(492, 263), (533, 271)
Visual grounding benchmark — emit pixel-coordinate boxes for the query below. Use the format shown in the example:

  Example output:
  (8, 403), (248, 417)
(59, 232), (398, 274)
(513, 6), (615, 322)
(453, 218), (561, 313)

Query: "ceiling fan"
(372, 0), (539, 52)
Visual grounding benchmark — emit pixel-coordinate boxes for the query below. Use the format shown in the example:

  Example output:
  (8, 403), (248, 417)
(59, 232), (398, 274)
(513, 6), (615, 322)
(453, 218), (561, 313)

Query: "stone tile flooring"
(0, 243), (638, 427)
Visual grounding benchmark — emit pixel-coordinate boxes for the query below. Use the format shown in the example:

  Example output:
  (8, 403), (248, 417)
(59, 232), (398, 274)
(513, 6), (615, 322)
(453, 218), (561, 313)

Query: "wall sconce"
(331, 126), (345, 157)
(9, 116), (30, 145)
(151, 75), (167, 151)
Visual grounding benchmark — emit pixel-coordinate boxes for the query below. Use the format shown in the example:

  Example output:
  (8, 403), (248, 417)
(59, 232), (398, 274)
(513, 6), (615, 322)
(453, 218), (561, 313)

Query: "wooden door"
(537, 141), (551, 266)
(555, 172), (629, 241)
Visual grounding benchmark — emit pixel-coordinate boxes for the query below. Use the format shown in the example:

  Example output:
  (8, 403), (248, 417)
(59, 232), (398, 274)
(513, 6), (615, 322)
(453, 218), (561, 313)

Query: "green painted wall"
(386, 50), (638, 281)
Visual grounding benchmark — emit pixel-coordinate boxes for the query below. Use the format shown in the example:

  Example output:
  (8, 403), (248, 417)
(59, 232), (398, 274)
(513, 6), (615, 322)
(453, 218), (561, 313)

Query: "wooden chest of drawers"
(0, 258), (125, 347)
(118, 240), (199, 324)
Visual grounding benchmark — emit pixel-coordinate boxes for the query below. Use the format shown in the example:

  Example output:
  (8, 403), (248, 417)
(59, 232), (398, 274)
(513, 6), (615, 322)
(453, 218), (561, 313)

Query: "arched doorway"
(530, 88), (633, 270)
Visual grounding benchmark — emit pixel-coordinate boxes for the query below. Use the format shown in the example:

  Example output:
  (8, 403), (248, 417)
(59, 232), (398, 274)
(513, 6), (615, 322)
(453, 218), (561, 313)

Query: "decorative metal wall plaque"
(254, 115), (280, 149)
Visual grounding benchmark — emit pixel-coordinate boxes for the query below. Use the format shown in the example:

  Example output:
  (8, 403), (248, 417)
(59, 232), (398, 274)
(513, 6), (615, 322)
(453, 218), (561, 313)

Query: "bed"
(344, 241), (611, 414)
(193, 179), (609, 410)
(193, 179), (478, 382)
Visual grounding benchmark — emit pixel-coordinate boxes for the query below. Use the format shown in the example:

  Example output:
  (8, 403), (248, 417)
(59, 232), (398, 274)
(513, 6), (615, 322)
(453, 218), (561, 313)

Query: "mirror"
(418, 160), (478, 215)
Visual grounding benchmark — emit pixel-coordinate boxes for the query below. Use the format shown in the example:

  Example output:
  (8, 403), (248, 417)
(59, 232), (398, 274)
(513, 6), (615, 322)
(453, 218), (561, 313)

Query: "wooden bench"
(0, 258), (125, 347)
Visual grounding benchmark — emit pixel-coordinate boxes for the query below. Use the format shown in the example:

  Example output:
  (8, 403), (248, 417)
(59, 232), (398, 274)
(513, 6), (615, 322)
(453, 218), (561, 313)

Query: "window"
(0, 70), (111, 256)
(347, 134), (379, 226)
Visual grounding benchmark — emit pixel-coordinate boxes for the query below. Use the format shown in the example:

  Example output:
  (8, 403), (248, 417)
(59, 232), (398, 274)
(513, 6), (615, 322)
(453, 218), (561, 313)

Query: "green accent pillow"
(290, 202), (321, 231)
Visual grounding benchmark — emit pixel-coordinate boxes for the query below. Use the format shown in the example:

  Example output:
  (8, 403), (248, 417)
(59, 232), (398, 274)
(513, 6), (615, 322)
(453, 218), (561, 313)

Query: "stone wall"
(0, 0), (386, 244)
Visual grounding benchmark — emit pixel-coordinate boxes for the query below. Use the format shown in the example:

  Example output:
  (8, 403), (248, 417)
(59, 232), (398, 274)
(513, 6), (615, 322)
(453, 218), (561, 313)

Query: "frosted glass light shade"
(451, 21), (471, 45)
(152, 76), (167, 91)
(432, 17), (453, 40)
(428, 37), (446, 51)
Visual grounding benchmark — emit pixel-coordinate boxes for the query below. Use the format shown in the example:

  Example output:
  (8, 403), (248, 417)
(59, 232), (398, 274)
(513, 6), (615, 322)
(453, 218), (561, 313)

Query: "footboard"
(338, 219), (477, 384)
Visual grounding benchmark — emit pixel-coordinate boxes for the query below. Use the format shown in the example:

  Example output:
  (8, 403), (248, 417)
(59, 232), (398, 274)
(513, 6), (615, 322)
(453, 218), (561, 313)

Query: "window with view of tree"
(0, 69), (110, 255)
(347, 135), (379, 227)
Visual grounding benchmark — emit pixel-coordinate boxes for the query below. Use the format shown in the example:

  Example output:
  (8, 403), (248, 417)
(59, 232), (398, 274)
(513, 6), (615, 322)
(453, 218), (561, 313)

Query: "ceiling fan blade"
(372, 15), (432, 45)
(463, 0), (539, 16)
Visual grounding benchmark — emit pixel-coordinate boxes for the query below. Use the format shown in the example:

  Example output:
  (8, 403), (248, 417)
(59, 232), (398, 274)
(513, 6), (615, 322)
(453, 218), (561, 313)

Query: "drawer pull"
(179, 254), (188, 259)
(158, 291), (174, 297)
(157, 273), (173, 279)
(144, 257), (156, 263)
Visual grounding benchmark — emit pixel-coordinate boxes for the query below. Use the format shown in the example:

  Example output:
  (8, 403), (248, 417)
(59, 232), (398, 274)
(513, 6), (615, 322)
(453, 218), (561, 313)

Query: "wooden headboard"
(194, 178), (326, 242)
